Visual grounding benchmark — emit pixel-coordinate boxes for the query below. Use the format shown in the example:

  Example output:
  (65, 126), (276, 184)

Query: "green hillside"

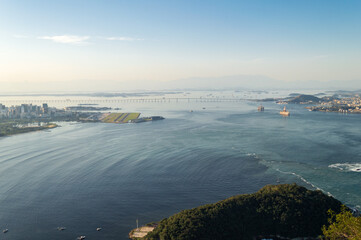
(145, 184), (343, 240)
(287, 94), (321, 104)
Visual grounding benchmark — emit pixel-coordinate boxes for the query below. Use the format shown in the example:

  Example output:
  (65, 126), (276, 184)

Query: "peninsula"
(283, 93), (361, 114)
(306, 94), (361, 113)
(255, 93), (361, 114)
(130, 184), (346, 240)
(0, 121), (57, 137)
(0, 102), (165, 137)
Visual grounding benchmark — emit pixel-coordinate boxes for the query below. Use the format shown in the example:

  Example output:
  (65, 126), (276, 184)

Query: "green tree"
(322, 206), (361, 240)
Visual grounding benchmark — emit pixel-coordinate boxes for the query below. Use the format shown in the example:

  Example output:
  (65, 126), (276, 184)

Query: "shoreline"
(0, 123), (58, 137)
(133, 184), (345, 240)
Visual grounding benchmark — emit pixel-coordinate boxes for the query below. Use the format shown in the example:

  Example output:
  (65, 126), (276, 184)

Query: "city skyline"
(1, 0), (361, 92)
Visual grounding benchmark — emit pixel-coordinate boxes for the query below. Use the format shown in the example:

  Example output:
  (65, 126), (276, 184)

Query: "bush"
(322, 206), (361, 240)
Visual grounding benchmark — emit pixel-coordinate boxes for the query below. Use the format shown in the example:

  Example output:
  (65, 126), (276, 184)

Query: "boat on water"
(258, 105), (264, 111)
(280, 106), (290, 116)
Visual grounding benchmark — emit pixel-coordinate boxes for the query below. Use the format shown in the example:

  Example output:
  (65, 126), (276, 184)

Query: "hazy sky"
(1, 0), (361, 90)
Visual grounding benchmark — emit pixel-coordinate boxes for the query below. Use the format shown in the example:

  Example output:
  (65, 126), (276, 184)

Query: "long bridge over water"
(0, 97), (249, 104)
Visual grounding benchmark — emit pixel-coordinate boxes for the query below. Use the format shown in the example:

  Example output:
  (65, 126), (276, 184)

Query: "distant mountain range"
(162, 75), (361, 91)
(1, 75), (360, 93)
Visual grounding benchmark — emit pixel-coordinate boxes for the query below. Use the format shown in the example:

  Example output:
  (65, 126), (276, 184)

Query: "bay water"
(0, 92), (360, 239)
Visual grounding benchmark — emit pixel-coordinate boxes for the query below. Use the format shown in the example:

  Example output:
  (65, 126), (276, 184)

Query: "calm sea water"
(0, 93), (360, 239)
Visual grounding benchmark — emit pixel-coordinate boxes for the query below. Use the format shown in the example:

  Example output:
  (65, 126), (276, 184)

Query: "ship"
(258, 105), (264, 111)
(280, 106), (290, 116)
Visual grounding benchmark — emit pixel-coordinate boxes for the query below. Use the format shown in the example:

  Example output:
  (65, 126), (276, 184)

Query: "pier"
(129, 226), (155, 239)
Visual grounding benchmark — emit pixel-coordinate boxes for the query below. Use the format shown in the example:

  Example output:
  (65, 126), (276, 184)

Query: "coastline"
(132, 184), (344, 240)
(0, 123), (58, 137)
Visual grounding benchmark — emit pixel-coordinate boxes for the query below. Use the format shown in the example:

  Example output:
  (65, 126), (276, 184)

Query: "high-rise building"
(42, 103), (49, 114)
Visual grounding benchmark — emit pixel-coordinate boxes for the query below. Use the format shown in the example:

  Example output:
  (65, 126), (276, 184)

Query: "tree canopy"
(145, 184), (343, 240)
(322, 206), (361, 240)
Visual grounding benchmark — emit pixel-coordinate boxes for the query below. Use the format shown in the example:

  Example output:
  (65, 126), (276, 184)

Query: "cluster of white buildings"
(332, 96), (361, 108)
(311, 95), (361, 113)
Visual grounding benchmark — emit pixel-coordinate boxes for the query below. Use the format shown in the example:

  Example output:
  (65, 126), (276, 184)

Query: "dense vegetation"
(145, 184), (343, 240)
(322, 206), (361, 240)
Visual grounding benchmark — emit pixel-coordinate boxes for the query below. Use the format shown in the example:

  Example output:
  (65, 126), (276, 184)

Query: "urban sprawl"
(308, 95), (361, 113)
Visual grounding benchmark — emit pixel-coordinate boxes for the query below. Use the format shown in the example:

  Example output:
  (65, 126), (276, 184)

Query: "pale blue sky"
(1, 0), (361, 89)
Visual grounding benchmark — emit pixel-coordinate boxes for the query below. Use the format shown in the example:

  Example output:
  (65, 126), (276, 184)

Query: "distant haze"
(1, 76), (360, 93)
